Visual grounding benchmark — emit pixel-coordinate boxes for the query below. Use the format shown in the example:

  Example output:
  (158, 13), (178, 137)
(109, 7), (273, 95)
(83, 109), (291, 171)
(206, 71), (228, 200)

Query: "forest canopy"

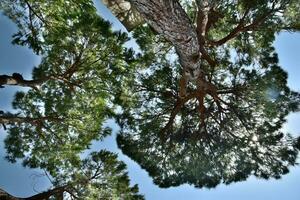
(0, 0), (300, 199)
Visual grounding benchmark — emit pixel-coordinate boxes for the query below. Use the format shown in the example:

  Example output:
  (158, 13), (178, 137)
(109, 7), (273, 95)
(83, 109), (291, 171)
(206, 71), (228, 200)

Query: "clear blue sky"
(0, 1), (300, 199)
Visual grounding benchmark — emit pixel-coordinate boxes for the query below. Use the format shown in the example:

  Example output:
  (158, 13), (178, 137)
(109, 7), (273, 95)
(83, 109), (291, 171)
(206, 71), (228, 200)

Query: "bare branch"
(24, 0), (47, 25)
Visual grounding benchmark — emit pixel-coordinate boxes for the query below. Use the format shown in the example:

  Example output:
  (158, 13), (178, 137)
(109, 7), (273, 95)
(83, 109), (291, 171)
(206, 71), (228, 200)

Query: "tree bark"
(24, 187), (65, 200)
(129, 0), (203, 95)
(102, 0), (143, 31)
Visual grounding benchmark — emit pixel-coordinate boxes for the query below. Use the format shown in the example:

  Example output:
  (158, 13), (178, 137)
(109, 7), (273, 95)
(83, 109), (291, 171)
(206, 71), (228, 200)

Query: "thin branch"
(208, 7), (251, 46)
(24, 0), (47, 25)
(160, 91), (199, 138)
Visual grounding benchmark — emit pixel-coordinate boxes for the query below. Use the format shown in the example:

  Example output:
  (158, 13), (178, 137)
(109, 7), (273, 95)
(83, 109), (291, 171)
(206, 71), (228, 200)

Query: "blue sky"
(0, 1), (300, 199)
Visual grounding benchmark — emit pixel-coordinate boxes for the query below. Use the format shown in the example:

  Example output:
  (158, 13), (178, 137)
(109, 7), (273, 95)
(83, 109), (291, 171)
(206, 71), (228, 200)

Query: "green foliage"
(1, 0), (144, 198)
(114, 0), (300, 188)
(2, 0), (134, 173)
(116, 48), (300, 188)
(52, 150), (144, 200)
(1, 0), (300, 194)
(282, 0), (300, 31)
(0, 0), (97, 54)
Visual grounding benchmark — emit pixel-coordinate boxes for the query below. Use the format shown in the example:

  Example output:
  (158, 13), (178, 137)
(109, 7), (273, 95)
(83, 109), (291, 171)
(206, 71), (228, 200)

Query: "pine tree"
(105, 0), (300, 188)
(0, 1), (143, 198)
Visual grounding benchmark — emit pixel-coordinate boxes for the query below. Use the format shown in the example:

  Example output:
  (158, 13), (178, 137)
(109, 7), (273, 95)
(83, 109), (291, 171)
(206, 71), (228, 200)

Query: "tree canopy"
(0, 150), (143, 199)
(105, 0), (300, 188)
(0, 0), (143, 199)
(0, 0), (299, 198)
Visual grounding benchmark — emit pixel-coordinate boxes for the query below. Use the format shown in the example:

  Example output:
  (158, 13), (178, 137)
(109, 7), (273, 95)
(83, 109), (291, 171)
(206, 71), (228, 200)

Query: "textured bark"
(195, 0), (217, 68)
(102, 0), (143, 31)
(103, 1), (222, 97)
(130, 0), (203, 95)
(196, 0), (210, 45)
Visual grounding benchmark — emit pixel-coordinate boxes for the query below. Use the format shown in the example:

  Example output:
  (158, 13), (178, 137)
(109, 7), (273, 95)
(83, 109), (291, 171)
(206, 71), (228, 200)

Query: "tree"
(0, 150), (144, 200)
(1, 0), (300, 196)
(0, 0), (143, 198)
(0, 0), (132, 174)
(103, 0), (300, 188)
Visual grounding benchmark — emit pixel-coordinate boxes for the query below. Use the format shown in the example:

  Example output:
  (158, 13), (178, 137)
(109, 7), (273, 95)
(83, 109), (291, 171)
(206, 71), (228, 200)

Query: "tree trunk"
(130, 0), (202, 80)
(102, 0), (143, 31)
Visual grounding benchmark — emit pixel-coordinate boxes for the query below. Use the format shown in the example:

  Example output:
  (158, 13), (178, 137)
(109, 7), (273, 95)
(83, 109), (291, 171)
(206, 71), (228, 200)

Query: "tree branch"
(160, 91), (199, 138)
(0, 73), (41, 89)
(24, 186), (66, 200)
(0, 71), (82, 90)
(208, 7), (251, 46)
(209, 5), (280, 46)
(0, 186), (66, 200)
(196, 0), (210, 45)
(24, 0), (47, 25)
(0, 188), (20, 200)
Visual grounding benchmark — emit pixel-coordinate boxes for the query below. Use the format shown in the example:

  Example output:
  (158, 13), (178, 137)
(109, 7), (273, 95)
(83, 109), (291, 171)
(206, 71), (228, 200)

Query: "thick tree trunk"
(130, 0), (201, 77)
(129, 0), (204, 97)
(103, 1), (223, 98)
(102, 0), (143, 31)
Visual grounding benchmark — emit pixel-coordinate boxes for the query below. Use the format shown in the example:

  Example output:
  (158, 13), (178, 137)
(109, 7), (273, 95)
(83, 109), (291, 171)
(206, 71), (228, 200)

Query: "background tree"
(0, 150), (144, 200)
(0, 0), (143, 198)
(102, 0), (300, 188)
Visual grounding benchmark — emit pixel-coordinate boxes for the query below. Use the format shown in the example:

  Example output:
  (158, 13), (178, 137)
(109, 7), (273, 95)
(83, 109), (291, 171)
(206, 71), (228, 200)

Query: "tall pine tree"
(104, 0), (300, 188)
